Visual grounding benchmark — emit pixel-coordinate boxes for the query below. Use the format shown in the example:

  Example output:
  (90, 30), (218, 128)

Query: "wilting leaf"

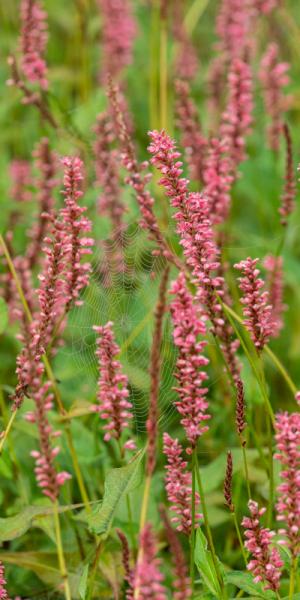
(194, 528), (224, 598)
(0, 298), (8, 335)
(87, 449), (144, 537)
(79, 564), (89, 599)
(226, 571), (275, 598)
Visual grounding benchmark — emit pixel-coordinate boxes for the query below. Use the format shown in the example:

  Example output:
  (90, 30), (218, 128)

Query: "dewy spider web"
(59, 221), (179, 434)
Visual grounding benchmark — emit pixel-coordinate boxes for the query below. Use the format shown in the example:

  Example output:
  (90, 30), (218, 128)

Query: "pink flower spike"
(203, 137), (233, 224)
(220, 57), (253, 170)
(255, 0), (278, 13)
(20, 0), (48, 89)
(280, 124), (296, 226)
(148, 129), (240, 382)
(132, 523), (167, 599)
(27, 137), (58, 269)
(175, 79), (208, 185)
(274, 411), (300, 559)
(60, 156), (94, 310)
(170, 273), (210, 448)
(93, 322), (135, 449)
(0, 561), (9, 600)
(259, 43), (291, 152)
(163, 432), (201, 535)
(215, 0), (257, 61)
(242, 499), (283, 592)
(10, 159), (32, 203)
(97, 0), (136, 81)
(30, 382), (71, 501)
(234, 257), (275, 351)
(263, 254), (286, 337)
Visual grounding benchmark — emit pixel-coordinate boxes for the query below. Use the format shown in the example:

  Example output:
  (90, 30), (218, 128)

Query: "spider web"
(60, 221), (179, 434)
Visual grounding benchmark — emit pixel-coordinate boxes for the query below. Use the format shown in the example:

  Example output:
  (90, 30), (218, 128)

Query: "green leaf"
(0, 298), (8, 334)
(225, 571), (275, 598)
(0, 504), (84, 542)
(87, 449), (144, 537)
(194, 529), (224, 598)
(79, 564), (89, 600)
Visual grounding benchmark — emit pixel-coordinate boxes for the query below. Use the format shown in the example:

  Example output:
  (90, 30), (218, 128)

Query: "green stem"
(159, 16), (168, 129)
(139, 474), (151, 531)
(190, 449), (196, 597)
(289, 557), (297, 599)
(195, 453), (227, 599)
(126, 494), (136, 553)
(240, 439), (251, 500)
(0, 410), (17, 455)
(232, 511), (248, 568)
(150, 0), (159, 129)
(264, 345), (297, 395)
(87, 540), (102, 600)
(53, 501), (72, 600)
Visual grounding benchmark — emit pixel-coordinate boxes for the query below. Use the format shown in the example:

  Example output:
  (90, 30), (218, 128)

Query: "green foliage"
(194, 529), (225, 598)
(86, 449), (144, 537)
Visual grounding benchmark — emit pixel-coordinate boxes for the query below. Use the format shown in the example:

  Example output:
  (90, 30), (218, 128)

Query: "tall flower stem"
(0, 233), (90, 510)
(150, 0), (160, 129)
(232, 511), (248, 567)
(289, 557), (297, 599)
(195, 452), (227, 599)
(190, 449), (196, 596)
(0, 410), (17, 455)
(139, 473), (152, 532)
(240, 439), (251, 500)
(53, 500), (72, 600)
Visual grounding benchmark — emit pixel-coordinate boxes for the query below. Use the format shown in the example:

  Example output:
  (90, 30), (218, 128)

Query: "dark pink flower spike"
(263, 254), (286, 337)
(20, 0), (48, 89)
(60, 157), (94, 310)
(242, 500), (283, 591)
(97, 0), (136, 81)
(175, 79), (208, 186)
(93, 112), (124, 227)
(132, 523), (167, 599)
(220, 57), (253, 170)
(28, 381), (71, 501)
(275, 411), (300, 560)
(280, 124), (296, 226)
(160, 506), (192, 599)
(92, 322), (135, 450)
(148, 129), (240, 382)
(10, 159), (32, 203)
(203, 137), (233, 224)
(0, 561), (9, 600)
(259, 43), (291, 153)
(163, 432), (201, 535)
(108, 82), (180, 268)
(234, 257), (275, 351)
(27, 138), (58, 269)
(169, 273), (210, 449)
(12, 218), (68, 409)
(255, 0), (278, 13)
(216, 0), (254, 59)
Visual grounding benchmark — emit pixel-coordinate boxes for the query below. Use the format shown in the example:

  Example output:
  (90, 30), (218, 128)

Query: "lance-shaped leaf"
(195, 528), (225, 599)
(87, 449), (144, 537)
